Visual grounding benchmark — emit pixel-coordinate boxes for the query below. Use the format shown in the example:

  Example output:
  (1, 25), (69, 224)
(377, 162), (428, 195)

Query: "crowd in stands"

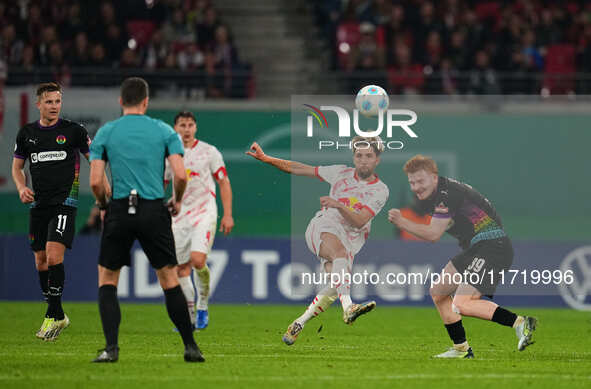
(0, 0), (252, 98)
(312, 0), (591, 95)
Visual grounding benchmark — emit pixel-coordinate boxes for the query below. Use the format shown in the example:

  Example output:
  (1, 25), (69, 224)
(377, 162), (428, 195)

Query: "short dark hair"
(174, 111), (196, 125)
(36, 82), (62, 98)
(120, 77), (149, 107)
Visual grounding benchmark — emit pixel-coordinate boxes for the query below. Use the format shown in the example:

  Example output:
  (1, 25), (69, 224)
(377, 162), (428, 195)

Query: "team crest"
(56, 135), (66, 144)
(434, 202), (449, 214)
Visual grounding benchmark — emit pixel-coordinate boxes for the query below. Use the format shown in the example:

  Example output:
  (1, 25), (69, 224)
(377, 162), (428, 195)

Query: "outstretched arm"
(246, 142), (316, 177)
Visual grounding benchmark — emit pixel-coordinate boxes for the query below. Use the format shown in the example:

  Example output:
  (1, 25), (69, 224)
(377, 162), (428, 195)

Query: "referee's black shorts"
(99, 198), (177, 270)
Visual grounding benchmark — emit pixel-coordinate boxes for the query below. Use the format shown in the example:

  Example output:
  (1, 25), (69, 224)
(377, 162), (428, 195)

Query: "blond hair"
(403, 154), (438, 174)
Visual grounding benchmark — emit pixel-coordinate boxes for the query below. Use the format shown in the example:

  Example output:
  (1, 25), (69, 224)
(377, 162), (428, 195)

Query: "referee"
(89, 77), (204, 363)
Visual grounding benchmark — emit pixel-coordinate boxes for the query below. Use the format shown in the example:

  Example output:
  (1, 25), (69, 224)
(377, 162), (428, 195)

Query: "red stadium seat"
(543, 44), (576, 94)
(336, 21), (360, 69)
(475, 2), (501, 22)
(126, 21), (156, 47)
(388, 64), (425, 93)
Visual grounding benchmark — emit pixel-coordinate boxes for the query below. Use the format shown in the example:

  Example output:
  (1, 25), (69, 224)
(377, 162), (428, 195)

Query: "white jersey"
(312, 164), (389, 254)
(165, 139), (226, 228)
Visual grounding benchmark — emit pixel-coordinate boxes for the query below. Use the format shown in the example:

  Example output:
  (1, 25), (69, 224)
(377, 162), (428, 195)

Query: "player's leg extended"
(453, 283), (537, 351)
(283, 261), (338, 345)
(177, 263), (196, 327)
(284, 282), (338, 345)
(93, 265), (122, 362)
(318, 232), (376, 325)
(156, 265), (204, 362)
(430, 261), (473, 358)
(34, 250), (51, 339)
(191, 251), (210, 329)
(43, 242), (70, 341)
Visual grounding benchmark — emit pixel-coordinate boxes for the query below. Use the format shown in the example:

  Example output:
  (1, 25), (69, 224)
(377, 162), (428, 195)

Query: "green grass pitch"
(1, 302), (590, 388)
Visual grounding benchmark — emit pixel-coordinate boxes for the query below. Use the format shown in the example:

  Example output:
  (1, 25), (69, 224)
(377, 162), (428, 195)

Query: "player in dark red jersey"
(11, 82), (110, 341)
(388, 155), (537, 358)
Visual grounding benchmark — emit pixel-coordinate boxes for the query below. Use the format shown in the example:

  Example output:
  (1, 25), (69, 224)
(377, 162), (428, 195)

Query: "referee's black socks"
(48, 263), (65, 320)
(164, 285), (197, 348)
(491, 306), (518, 327)
(98, 284), (120, 350)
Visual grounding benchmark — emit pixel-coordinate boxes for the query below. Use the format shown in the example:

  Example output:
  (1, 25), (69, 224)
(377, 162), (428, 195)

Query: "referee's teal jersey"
(90, 114), (184, 200)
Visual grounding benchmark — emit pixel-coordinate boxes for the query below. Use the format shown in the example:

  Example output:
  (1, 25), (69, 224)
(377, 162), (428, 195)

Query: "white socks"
(296, 286), (338, 325)
(194, 265), (211, 310)
(331, 258), (353, 311)
(178, 275), (196, 325)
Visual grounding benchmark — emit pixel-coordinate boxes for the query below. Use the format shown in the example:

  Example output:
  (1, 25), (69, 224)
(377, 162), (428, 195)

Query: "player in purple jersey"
(12, 82), (110, 341)
(388, 155), (537, 358)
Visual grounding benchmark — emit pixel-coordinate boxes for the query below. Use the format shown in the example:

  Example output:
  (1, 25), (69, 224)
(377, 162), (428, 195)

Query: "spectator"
(120, 48), (139, 68)
(69, 32), (91, 67)
(521, 30), (543, 70)
(104, 24), (126, 64)
(0, 24), (24, 66)
(467, 50), (501, 94)
(21, 45), (36, 71)
(162, 8), (195, 45)
(388, 43), (424, 94)
(59, 2), (84, 41)
(144, 29), (169, 69)
(196, 6), (220, 48)
(90, 43), (109, 67)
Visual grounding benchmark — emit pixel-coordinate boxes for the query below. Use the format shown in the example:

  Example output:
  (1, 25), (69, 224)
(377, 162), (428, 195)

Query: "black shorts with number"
(29, 205), (77, 251)
(99, 199), (177, 271)
(451, 237), (513, 297)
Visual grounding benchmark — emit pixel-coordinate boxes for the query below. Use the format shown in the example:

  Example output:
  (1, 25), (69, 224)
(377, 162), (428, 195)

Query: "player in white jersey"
(247, 136), (389, 345)
(165, 111), (234, 329)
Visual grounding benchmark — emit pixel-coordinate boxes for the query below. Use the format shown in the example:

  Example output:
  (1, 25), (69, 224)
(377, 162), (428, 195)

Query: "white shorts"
(173, 216), (217, 265)
(305, 212), (357, 259)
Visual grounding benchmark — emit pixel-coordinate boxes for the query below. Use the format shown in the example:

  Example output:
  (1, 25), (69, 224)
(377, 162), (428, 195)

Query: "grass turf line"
(0, 302), (590, 389)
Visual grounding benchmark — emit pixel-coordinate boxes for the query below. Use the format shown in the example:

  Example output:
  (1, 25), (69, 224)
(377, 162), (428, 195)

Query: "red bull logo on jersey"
(338, 197), (364, 212)
(186, 169), (200, 181)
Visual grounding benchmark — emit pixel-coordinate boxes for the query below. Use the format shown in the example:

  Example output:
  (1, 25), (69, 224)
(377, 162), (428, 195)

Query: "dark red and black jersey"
(417, 176), (505, 249)
(14, 119), (90, 208)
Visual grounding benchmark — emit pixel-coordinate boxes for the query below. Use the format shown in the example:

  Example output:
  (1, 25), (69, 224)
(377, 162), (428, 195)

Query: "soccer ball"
(355, 85), (389, 117)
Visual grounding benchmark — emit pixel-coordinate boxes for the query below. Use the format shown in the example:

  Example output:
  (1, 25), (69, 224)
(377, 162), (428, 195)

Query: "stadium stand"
(310, 0), (591, 95)
(0, 0), (253, 98)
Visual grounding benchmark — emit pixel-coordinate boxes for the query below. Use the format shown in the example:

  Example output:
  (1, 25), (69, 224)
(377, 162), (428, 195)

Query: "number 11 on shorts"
(57, 214), (67, 233)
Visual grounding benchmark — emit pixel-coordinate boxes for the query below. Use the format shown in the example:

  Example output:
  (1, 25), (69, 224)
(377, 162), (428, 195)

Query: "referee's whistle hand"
(18, 187), (35, 204)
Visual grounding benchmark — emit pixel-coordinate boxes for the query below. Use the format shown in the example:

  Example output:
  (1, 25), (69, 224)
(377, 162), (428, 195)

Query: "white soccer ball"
(355, 85), (389, 117)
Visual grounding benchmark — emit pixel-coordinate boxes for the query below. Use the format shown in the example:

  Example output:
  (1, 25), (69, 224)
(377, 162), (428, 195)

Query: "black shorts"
(451, 237), (513, 297)
(29, 205), (77, 251)
(99, 199), (177, 271)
